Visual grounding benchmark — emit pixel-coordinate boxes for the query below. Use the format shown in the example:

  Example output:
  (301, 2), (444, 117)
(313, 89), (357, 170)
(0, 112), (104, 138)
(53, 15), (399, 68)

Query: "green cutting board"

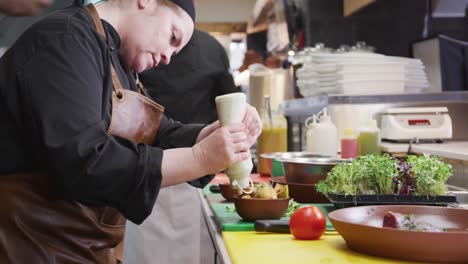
(210, 202), (336, 232)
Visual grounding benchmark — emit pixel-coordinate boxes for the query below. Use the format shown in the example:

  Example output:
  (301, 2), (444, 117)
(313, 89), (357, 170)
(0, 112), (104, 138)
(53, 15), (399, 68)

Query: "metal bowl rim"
(260, 152), (330, 160)
(277, 157), (350, 165)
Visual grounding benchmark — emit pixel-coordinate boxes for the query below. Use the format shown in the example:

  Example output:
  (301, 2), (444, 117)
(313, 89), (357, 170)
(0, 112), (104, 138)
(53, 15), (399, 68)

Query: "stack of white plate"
(295, 52), (429, 97)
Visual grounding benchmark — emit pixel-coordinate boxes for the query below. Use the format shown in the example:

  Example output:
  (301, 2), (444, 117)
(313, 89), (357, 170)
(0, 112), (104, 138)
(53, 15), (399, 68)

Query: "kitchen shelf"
(280, 91), (468, 122)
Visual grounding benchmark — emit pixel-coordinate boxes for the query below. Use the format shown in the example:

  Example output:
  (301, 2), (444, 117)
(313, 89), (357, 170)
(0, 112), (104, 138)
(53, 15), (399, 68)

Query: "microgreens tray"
(326, 194), (457, 209)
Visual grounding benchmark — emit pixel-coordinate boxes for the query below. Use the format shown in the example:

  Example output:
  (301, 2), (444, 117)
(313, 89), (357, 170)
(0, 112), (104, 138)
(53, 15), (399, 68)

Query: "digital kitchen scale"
(380, 107), (452, 142)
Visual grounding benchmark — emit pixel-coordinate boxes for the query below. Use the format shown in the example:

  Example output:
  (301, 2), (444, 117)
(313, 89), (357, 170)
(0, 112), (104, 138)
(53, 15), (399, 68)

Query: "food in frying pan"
(382, 211), (445, 232)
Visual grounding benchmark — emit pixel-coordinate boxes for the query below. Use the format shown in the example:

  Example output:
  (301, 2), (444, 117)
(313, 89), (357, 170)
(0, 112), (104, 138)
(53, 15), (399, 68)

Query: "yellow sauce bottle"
(257, 97), (288, 175)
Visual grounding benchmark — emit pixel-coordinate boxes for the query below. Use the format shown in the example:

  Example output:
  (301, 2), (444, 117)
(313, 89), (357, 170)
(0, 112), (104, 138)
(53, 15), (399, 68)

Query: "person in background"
(123, 29), (240, 264)
(0, 0), (53, 16)
(239, 49), (263, 72)
(142, 29), (239, 124)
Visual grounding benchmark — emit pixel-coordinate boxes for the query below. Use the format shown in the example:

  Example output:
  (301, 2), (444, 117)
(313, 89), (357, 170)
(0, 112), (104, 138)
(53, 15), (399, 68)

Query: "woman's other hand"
(242, 104), (262, 146)
(196, 104), (262, 147)
(192, 124), (250, 174)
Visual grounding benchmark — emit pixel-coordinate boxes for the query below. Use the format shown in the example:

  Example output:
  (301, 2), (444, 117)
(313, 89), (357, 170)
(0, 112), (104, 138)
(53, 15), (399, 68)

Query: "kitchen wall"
(294, 0), (468, 57)
(297, 0), (428, 57)
(196, 0), (256, 22)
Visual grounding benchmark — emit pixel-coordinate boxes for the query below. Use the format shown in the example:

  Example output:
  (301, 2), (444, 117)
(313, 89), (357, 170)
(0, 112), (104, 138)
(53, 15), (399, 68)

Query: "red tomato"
(289, 206), (326, 240)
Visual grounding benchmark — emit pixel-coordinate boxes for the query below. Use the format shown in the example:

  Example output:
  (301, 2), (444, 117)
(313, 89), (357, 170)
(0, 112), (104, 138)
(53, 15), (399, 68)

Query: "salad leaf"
(225, 206), (236, 213)
(407, 154), (453, 196)
(316, 154), (452, 196)
(316, 154), (398, 195)
(284, 199), (300, 217)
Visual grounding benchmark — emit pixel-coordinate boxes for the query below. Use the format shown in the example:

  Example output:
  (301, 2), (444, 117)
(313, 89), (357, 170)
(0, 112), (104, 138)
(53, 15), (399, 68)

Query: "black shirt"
(140, 30), (239, 124)
(0, 1), (207, 224)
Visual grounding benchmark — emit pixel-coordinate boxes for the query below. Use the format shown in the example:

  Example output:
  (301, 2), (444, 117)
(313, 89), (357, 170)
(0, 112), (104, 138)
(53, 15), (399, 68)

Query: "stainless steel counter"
(198, 189), (231, 264)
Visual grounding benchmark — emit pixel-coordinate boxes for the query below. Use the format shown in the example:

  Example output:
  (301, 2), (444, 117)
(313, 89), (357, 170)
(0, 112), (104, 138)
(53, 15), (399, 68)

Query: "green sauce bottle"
(358, 119), (381, 156)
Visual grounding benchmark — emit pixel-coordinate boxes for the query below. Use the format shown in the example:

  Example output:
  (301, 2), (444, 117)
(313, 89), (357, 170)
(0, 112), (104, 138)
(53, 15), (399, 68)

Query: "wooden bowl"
(234, 196), (290, 222)
(219, 183), (241, 202)
(329, 205), (468, 263)
(270, 176), (329, 203)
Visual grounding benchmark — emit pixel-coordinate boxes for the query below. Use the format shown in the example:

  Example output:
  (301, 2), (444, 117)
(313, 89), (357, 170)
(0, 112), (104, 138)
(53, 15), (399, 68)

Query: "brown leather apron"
(0, 4), (164, 264)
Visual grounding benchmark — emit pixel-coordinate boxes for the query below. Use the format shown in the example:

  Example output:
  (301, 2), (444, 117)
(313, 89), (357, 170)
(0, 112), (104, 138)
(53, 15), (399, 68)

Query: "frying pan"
(329, 205), (468, 263)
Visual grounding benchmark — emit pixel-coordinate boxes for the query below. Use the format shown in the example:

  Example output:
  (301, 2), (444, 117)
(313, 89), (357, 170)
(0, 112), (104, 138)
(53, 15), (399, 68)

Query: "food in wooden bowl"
(234, 183), (291, 221)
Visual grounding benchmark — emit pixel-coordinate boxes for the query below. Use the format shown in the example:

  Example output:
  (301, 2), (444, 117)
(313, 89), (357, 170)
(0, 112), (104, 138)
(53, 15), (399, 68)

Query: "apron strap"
(86, 4), (124, 95)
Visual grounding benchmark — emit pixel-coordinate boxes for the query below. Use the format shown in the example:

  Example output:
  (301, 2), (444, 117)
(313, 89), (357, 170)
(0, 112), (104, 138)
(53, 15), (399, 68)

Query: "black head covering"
(79, 1), (195, 22)
(170, 0), (195, 22)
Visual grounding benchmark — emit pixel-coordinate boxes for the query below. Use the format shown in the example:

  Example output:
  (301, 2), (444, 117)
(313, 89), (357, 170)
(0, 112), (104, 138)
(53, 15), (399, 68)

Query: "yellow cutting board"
(222, 232), (430, 264)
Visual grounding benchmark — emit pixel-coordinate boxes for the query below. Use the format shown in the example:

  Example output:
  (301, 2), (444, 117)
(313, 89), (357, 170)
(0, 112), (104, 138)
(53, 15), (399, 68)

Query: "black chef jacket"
(0, 1), (209, 224)
(140, 30), (240, 124)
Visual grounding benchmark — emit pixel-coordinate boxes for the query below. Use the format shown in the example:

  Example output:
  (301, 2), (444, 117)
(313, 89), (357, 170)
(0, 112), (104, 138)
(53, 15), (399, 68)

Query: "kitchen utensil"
(249, 66), (293, 112)
(233, 196), (290, 222)
(278, 157), (348, 184)
(380, 107), (453, 142)
(209, 185), (220, 193)
(254, 218), (337, 233)
(260, 152), (329, 177)
(270, 176), (329, 203)
(329, 205), (468, 263)
(211, 204), (338, 231)
(254, 219), (290, 233)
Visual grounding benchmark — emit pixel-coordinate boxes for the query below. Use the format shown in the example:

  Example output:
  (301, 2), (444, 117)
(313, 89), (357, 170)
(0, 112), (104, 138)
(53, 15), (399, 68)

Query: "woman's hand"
(192, 124), (250, 174)
(242, 104), (262, 147)
(195, 121), (219, 143)
(196, 104), (262, 147)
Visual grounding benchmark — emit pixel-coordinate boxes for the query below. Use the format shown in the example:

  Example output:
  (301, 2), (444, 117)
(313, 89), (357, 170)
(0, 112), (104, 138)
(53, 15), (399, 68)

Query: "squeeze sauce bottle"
(358, 119), (381, 156)
(306, 108), (338, 157)
(341, 128), (358, 159)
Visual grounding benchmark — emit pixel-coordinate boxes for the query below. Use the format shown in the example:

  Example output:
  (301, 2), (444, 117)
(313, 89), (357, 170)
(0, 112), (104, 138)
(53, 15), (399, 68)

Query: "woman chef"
(0, 0), (261, 263)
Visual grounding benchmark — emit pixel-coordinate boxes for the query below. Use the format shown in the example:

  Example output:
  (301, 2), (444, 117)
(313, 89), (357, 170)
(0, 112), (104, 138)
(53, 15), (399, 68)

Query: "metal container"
(260, 152), (329, 177)
(249, 67), (293, 112)
(278, 157), (348, 184)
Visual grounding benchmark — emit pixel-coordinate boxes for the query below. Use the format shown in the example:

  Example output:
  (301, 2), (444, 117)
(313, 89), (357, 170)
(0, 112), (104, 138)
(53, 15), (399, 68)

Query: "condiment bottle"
(306, 108), (338, 157)
(358, 119), (381, 156)
(341, 127), (358, 159)
(215, 93), (253, 191)
(257, 96), (288, 175)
